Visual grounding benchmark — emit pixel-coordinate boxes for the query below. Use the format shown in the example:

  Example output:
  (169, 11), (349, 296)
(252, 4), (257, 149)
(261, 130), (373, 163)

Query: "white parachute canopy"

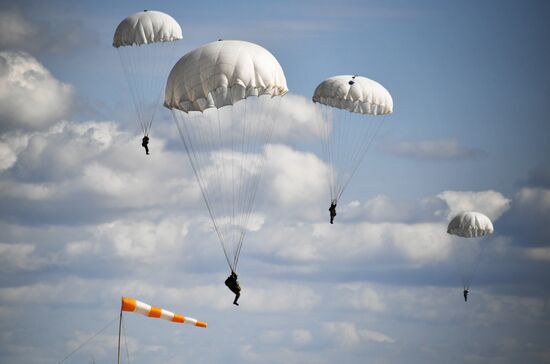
(446, 211), (495, 290)
(164, 40), (288, 111)
(165, 40), (287, 272)
(447, 211), (494, 238)
(312, 75), (393, 205)
(113, 10), (182, 136)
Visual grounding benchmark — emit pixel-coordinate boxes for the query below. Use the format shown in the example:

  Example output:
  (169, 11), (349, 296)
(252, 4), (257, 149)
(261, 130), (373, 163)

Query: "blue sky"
(0, 1), (549, 363)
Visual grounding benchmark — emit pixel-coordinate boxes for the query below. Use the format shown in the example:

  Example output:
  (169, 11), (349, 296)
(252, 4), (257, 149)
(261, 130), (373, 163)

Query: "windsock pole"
(117, 303), (123, 364)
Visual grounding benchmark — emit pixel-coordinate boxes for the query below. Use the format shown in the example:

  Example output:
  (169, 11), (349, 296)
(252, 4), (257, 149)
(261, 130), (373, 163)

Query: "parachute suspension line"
(58, 314), (120, 364)
(118, 42), (178, 137)
(465, 237), (488, 290)
(117, 305), (123, 364)
(317, 104), (336, 203)
(337, 115), (384, 201)
(216, 103), (237, 271)
(333, 108), (352, 200)
(234, 95), (281, 269)
(324, 106), (336, 203)
(201, 106), (233, 270)
(193, 108), (234, 269)
(234, 96), (260, 270)
(173, 111), (232, 269)
(117, 49), (147, 136)
(234, 98), (252, 269)
(235, 97), (263, 268)
(230, 103), (236, 266)
(450, 237), (484, 291)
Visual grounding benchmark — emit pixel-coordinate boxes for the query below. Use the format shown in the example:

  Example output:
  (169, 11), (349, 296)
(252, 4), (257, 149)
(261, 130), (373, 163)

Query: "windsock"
(121, 297), (207, 328)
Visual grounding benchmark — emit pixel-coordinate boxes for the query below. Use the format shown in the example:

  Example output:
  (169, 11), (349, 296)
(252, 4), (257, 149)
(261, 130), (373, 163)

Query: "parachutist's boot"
(233, 300), (239, 306)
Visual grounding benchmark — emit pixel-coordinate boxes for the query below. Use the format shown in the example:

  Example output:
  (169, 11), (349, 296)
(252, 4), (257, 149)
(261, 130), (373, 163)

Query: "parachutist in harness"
(463, 289), (468, 302)
(141, 135), (150, 155)
(225, 271), (241, 306)
(329, 201), (337, 224)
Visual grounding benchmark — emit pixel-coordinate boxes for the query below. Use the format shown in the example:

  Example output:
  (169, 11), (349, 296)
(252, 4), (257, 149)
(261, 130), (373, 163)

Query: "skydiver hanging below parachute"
(141, 135), (150, 155)
(329, 200), (337, 224)
(225, 271), (241, 306)
(312, 75), (393, 225)
(164, 40), (288, 305)
(113, 10), (182, 155)
(447, 211), (494, 303)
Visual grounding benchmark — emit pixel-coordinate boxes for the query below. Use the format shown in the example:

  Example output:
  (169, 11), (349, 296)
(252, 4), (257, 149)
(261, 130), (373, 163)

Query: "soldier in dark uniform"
(142, 135), (150, 155)
(225, 271), (241, 306)
(329, 201), (337, 224)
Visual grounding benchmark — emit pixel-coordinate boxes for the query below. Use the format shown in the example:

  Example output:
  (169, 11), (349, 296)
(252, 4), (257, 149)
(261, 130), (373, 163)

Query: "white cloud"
(0, 51), (75, 132)
(263, 144), (327, 218)
(0, 141), (17, 171)
(254, 221), (451, 268)
(0, 120), (201, 224)
(525, 247), (550, 262)
(339, 283), (385, 312)
(515, 187), (550, 216)
(382, 138), (485, 160)
(0, 243), (46, 272)
(270, 94), (325, 142)
(340, 195), (447, 223)
(323, 322), (395, 346)
(92, 218), (189, 263)
(437, 190), (511, 221)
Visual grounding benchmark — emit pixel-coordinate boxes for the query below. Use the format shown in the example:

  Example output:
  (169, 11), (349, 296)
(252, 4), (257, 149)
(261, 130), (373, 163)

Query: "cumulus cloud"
(525, 247), (550, 262)
(323, 322), (395, 346)
(437, 190), (511, 221)
(0, 120), (200, 224)
(340, 194), (447, 223)
(0, 243), (46, 272)
(514, 187), (550, 218)
(270, 94), (324, 142)
(263, 144), (327, 217)
(0, 51), (75, 132)
(0, 141), (17, 171)
(253, 220), (451, 269)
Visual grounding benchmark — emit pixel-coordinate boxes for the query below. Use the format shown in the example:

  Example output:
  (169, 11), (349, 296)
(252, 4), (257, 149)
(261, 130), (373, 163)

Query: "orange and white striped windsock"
(121, 297), (207, 328)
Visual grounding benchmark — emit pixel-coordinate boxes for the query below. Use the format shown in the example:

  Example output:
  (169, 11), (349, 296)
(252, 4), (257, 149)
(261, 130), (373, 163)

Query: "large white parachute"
(164, 40), (287, 111)
(447, 211), (494, 238)
(312, 75), (393, 206)
(165, 40), (288, 272)
(113, 10), (182, 137)
(447, 211), (494, 291)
